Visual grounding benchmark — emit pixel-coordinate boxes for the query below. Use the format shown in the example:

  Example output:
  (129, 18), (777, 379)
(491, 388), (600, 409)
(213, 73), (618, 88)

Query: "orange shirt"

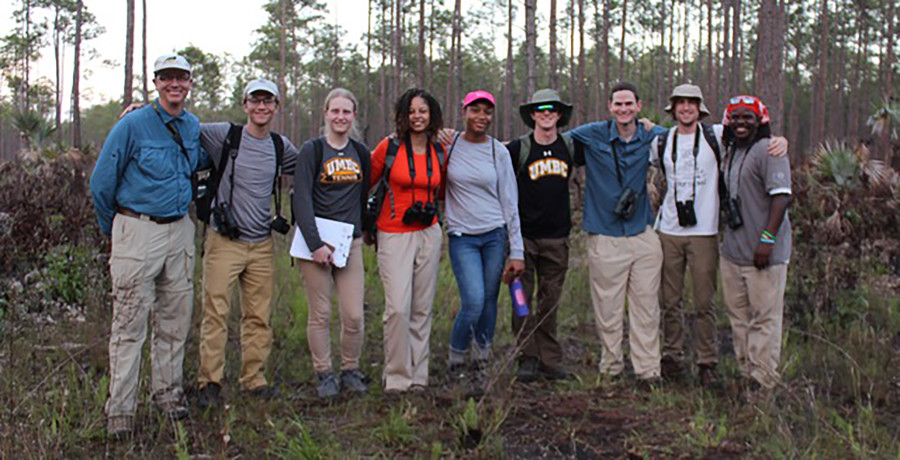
(370, 137), (444, 233)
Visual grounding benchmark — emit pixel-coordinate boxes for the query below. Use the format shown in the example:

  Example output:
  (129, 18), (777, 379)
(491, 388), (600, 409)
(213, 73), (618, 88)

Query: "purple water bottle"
(510, 277), (529, 317)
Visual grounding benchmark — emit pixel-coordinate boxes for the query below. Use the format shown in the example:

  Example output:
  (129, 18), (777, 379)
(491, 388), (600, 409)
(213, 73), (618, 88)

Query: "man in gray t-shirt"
(196, 79), (298, 407)
(718, 96), (791, 394)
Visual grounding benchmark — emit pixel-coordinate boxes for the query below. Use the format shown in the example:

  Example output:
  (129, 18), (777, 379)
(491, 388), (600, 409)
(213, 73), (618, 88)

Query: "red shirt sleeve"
(370, 137), (390, 190)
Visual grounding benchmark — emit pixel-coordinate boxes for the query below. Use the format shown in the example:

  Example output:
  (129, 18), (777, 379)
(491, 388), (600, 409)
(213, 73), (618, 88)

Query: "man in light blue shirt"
(569, 82), (667, 386)
(90, 53), (208, 439)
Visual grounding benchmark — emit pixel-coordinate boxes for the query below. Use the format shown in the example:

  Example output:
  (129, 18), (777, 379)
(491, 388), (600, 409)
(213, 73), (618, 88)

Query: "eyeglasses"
(729, 96), (757, 105)
(533, 104), (558, 113)
(246, 97), (277, 107)
(155, 73), (191, 82)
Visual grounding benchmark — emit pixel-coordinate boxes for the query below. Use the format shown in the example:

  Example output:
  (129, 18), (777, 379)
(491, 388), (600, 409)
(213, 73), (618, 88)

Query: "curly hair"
(394, 88), (443, 141)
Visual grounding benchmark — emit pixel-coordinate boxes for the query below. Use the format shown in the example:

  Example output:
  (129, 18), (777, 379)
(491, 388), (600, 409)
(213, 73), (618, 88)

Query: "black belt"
(117, 206), (183, 224)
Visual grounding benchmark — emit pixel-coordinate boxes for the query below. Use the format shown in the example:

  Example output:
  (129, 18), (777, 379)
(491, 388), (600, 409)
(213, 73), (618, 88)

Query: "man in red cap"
(718, 95), (791, 400)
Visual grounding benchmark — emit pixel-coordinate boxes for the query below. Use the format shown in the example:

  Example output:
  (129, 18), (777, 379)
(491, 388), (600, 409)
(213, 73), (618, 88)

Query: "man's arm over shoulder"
(199, 122), (232, 168)
(280, 134), (301, 176)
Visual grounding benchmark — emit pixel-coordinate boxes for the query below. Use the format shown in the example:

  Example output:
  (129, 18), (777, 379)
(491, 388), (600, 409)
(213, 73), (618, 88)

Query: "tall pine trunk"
(124, 0), (135, 108)
(619, 0), (627, 80)
(72, 0), (83, 150)
(525, 0), (537, 98)
(142, 0), (148, 103)
(550, 0), (559, 89)
(576, 0), (586, 126)
(730, 0), (741, 95)
(811, 0), (828, 145)
(417, 0), (425, 87)
(504, 0), (514, 139)
(754, 0), (784, 133)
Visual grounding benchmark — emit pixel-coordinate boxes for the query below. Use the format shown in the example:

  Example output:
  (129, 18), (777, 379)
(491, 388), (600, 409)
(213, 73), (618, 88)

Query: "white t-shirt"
(650, 124), (724, 236)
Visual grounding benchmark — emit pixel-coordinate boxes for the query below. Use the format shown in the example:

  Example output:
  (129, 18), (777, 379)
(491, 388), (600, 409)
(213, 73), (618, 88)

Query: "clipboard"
(289, 217), (355, 268)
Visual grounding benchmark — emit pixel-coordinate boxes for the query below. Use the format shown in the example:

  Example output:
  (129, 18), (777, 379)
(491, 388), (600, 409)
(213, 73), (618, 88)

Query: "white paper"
(289, 218), (355, 268)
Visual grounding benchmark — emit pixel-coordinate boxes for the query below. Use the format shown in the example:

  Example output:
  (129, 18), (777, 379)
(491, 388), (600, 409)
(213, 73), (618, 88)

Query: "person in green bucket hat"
(505, 89), (582, 383)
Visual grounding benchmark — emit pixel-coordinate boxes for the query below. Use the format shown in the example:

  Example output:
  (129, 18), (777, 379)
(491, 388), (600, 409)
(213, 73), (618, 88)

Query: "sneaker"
(636, 376), (663, 392)
(245, 384), (280, 400)
(698, 364), (723, 390)
(155, 398), (189, 420)
(538, 363), (574, 381)
(467, 361), (489, 398)
(107, 415), (133, 440)
(447, 363), (469, 386)
(340, 369), (370, 394)
(660, 357), (686, 382)
(197, 382), (223, 409)
(516, 357), (540, 384)
(316, 372), (341, 399)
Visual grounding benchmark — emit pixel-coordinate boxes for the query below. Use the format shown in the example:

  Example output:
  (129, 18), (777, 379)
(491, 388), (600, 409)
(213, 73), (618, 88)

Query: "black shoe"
(316, 372), (340, 399)
(245, 384), (280, 400)
(660, 357), (686, 382)
(538, 363), (574, 381)
(197, 382), (223, 409)
(516, 357), (540, 384)
(340, 369), (370, 394)
(636, 376), (663, 392)
(698, 364), (723, 390)
(447, 363), (469, 385)
(467, 361), (489, 398)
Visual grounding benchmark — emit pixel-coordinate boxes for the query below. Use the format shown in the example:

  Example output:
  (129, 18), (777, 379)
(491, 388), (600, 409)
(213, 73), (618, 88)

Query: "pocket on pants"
(183, 244), (196, 284)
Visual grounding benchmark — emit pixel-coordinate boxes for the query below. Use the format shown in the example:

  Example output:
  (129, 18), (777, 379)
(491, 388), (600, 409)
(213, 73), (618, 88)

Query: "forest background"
(1, 0), (899, 458)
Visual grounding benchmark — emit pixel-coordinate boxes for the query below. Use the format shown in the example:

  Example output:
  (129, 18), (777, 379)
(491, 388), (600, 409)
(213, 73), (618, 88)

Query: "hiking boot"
(315, 371), (340, 399)
(245, 384), (280, 400)
(636, 376), (663, 392)
(197, 382), (223, 409)
(340, 369), (370, 394)
(155, 398), (189, 420)
(107, 415), (133, 440)
(660, 357), (686, 382)
(467, 360), (490, 398)
(516, 357), (540, 384)
(698, 364), (723, 390)
(539, 363), (574, 381)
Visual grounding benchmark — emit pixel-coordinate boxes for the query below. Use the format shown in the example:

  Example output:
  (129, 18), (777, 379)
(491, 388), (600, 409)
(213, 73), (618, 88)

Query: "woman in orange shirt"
(369, 88), (446, 394)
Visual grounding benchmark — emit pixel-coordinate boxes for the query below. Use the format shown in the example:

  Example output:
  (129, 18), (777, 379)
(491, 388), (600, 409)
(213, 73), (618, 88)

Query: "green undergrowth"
(1, 229), (898, 458)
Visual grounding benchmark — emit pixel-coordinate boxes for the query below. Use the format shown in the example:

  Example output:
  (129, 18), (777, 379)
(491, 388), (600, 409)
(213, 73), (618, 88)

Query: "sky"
(0, 0), (566, 110)
(0, 0), (371, 107)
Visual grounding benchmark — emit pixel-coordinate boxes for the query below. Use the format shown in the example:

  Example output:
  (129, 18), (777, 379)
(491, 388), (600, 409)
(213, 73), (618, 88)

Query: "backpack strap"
(657, 129), (672, 180)
(516, 134), (532, 176)
(382, 138), (401, 218)
(270, 132), (285, 218)
(351, 139), (372, 228)
(561, 132), (575, 160)
(700, 123), (727, 199)
(198, 123), (243, 224)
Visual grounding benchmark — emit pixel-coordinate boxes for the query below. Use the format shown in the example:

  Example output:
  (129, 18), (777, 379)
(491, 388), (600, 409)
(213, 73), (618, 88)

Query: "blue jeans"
(448, 226), (508, 358)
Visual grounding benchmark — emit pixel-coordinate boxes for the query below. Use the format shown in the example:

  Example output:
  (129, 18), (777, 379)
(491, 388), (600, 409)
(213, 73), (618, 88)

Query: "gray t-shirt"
(200, 123), (299, 242)
(445, 136), (524, 260)
(721, 137), (792, 266)
(292, 137), (367, 251)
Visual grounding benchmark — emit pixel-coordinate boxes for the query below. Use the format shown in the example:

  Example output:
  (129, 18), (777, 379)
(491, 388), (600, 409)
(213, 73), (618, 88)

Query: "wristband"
(760, 230), (775, 244)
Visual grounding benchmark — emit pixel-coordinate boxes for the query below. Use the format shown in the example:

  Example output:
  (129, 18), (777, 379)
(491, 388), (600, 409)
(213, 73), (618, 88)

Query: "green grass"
(1, 229), (898, 458)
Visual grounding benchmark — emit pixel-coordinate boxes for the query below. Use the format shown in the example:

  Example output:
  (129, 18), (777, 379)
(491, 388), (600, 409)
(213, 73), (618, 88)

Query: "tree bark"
(525, 0), (537, 98)
(811, 0), (828, 144)
(885, 0), (894, 98)
(593, 0), (603, 121)
(619, 0), (627, 80)
(395, 0), (404, 97)
(53, 4), (62, 141)
(601, 0), (610, 115)
(722, 0), (730, 99)
(753, 0), (784, 133)
(365, 0), (373, 142)
(504, 0), (514, 139)
(417, 0), (425, 87)
(730, 0), (741, 95)
(707, 0), (716, 114)
(72, 0), (83, 150)
(124, 0), (135, 108)
(576, 0), (586, 125)
(142, 0), (149, 103)
(550, 0), (559, 90)
(278, 0), (288, 131)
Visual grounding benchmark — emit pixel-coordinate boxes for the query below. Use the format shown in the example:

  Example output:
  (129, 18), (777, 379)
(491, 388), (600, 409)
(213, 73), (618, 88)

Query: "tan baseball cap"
(153, 54), (191, 74)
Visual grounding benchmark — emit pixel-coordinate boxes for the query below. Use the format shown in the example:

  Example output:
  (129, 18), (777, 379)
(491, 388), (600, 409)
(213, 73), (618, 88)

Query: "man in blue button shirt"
(90, 53), (208, 438)
(569, 82), (667, 386)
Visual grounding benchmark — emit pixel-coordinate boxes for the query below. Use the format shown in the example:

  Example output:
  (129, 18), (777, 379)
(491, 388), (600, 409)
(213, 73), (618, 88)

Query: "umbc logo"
(528, 157), (569, 181)
(320, 157), (362, 183)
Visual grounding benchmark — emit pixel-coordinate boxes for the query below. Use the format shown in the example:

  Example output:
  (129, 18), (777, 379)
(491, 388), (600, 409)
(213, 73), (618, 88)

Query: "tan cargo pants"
(377, 224), (442, 391)
(198, 230), (275, 391)
(720, 258), (788, 389)
(105, 213), (194, 418)
(587, 227), (663, 379)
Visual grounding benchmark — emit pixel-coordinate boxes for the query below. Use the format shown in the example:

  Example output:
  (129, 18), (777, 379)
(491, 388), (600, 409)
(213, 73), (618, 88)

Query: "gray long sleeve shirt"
(445, 136), (524, 260)
(199, 123), (299, 242)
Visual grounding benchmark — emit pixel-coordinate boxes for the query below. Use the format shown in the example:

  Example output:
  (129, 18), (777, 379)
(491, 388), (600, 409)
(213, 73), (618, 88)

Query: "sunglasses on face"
(247, 97), (277, 107)
(156, 73), (191, 82)
(729, 96), (757, 105)
(533, 104), (559, 114)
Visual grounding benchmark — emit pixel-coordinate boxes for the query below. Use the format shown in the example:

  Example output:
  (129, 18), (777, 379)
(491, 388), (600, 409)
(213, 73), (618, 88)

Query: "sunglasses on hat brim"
(729, 96), (758, 105)
(532, 104), (559, 113)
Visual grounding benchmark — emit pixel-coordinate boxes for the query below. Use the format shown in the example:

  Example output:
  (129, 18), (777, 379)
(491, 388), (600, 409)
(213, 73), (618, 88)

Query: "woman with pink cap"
(443, 90), (525, 396)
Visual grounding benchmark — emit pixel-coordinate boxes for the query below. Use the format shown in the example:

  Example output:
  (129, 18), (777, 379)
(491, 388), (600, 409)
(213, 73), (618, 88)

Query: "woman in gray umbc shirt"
(444, 90), (525, 395)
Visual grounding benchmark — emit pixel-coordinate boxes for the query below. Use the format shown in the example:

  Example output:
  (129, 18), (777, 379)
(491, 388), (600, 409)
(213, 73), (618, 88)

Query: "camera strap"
(725, 142), (753, 199)
(150, 101), (197, 192)
(610, 139), (625, 187)
(671, 129), (701, 203)
(403, 137), (435, 205)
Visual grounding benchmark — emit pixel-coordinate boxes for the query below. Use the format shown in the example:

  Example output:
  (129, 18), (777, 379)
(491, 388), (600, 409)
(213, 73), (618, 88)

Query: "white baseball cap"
(244, 78), (280, 100)
(153, 54), (192, 74)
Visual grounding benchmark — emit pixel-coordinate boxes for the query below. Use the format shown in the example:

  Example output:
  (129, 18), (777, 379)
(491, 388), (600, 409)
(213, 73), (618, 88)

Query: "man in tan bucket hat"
(650, 84), (787, 388)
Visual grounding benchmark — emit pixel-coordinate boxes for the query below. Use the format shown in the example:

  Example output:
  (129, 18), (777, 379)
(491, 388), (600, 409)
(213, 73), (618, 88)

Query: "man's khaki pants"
(587, 227), (663, 379)
(300, 238), (365, 374)
(105, 214), (194, 418)
(377, 224), (442, 391)
(512, 237), (569, 367)
(198, 230), (274, 391)
(659, 233), (719, 365)
(720, 258), (788, 389)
